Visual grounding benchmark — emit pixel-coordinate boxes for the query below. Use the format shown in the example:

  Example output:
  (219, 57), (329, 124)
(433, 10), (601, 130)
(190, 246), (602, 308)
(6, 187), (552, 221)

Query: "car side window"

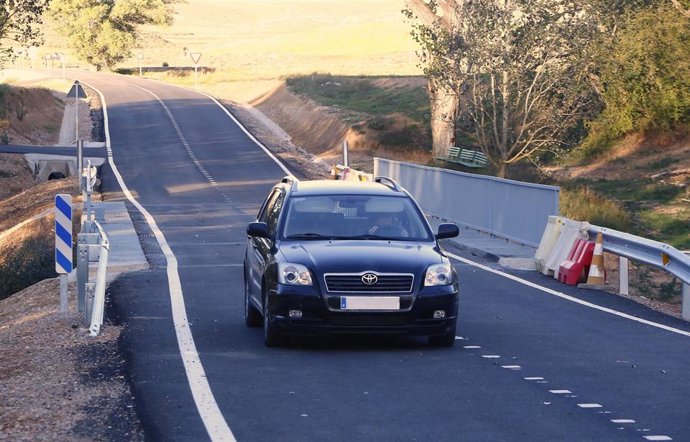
(258, 189), (280, 223)
(265, 191), (285, 236)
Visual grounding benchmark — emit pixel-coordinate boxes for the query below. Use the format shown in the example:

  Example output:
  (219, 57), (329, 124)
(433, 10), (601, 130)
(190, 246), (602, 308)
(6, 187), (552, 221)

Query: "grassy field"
(132, 0), (420, 79)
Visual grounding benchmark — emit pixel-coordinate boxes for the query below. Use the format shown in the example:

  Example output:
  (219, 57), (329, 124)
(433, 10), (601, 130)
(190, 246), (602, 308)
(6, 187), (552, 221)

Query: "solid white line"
(577, 403), (603, 408)
(81, 80), (236, 441)
(611, 419), (636, 424)
(446, 252), (690, 338)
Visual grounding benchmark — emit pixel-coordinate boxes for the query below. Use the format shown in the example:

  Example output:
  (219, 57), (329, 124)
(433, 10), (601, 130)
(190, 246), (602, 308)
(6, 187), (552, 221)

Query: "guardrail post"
(683, 283), (690, 322)
(85, 282), (95, 323)
(619, 257), (629, 296)
(89, 245), (109, 336)
(77, 234), (88, 313)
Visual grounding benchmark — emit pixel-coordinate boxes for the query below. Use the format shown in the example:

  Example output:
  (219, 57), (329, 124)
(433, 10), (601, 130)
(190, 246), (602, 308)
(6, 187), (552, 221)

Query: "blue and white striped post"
(55, 194), (73, 314)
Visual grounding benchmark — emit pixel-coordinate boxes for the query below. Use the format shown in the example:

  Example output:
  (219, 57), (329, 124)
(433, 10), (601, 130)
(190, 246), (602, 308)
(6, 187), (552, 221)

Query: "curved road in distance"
(74, 71), (690, 442)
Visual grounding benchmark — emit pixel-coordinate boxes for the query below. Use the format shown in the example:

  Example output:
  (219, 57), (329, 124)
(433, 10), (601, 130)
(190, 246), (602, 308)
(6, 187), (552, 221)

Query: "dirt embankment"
(252, 81), (432, 173)
(1, 85), (64, 146)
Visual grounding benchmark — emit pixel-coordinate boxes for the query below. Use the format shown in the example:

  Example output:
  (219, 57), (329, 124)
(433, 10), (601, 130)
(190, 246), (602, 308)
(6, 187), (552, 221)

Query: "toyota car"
(243, 176), (460, 347)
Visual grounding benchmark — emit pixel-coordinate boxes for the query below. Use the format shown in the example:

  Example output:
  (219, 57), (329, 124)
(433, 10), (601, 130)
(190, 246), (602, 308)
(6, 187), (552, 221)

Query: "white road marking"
(187, 88), (293, 177)
(549, 390), (572, 394)
(577, 403), (603, 408)
(611, 419), (636, 424)
(446, 252), (690, 338)
(463, 345), (482, 349)
(482, 355), (501, 359)
(501, 365), (521, 370)
(644, 436), (673, 441)
(455, 336), (466, 340)
(524, 377), (544, 381)
(81, 81), (237, 441)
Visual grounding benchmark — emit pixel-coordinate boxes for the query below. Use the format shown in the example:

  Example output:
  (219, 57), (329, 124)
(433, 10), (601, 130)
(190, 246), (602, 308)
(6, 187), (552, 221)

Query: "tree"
(406, 0), (605, 177)
(48, 0), (176, 70)
(584, 3), (690, 150)
(404, 1), (461, 160)
(0, 0), (49, 66)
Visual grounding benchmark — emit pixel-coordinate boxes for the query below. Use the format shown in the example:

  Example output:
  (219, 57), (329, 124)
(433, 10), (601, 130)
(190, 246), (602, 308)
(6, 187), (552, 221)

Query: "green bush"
(0, 227), (56, 300)
(582, 5), (690, 157)
(560, 187), (633, 231)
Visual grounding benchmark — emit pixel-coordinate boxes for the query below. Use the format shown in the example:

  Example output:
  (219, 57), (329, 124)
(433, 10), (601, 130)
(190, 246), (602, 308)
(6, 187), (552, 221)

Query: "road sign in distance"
(67, 80), (88, 99)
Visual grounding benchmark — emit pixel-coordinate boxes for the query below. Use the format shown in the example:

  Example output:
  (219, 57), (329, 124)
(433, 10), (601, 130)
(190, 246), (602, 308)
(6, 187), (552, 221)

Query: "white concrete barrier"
(543, 218), (590, 278)
(535, 216), (564, 272)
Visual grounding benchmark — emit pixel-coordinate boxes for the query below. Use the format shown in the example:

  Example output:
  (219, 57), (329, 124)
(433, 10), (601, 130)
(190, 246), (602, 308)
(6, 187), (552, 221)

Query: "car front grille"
(324, 273), (414, 293)
(329, 313), (409, 326)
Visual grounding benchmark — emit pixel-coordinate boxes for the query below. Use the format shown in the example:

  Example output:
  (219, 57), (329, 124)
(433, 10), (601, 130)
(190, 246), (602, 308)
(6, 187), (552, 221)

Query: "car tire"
(263, 295), (284, 347)
(244, 271), (261, 328)
(428, 323), (456, 347)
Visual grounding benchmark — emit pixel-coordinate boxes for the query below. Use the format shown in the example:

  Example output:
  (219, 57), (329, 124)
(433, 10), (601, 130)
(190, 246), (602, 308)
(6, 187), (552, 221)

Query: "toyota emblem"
(361, 273), (378, 285)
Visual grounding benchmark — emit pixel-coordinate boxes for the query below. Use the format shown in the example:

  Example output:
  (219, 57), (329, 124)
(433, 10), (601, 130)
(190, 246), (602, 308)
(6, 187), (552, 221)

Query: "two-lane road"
(75, 71), (689, 441)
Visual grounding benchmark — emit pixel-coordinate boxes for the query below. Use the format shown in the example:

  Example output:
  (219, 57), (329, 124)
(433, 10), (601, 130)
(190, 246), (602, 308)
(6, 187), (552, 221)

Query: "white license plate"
(340, 296), (400, 310)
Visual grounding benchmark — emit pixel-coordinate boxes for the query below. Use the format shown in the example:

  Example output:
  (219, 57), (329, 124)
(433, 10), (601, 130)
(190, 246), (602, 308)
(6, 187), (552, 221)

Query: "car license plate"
(340, 296), (400, 310)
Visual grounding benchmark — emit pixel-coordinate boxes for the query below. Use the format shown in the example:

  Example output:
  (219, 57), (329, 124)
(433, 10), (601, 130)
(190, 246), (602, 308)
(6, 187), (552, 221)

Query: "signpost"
(55, 194), (73, 314)
(67, 80), (88, 144)
(190, 52), (202, 89)
(138, 53), (144, 76)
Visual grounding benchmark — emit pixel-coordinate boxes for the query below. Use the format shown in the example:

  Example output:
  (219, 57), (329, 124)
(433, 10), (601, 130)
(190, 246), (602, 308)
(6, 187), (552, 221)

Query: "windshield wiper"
(285, 233), (332, 239)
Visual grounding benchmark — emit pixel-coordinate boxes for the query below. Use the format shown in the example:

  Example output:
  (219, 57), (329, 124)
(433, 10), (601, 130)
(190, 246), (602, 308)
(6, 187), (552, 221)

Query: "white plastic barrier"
(542, 218), (590, 278)
(332, 164), (373, 182)
(535, 216), (564, 272)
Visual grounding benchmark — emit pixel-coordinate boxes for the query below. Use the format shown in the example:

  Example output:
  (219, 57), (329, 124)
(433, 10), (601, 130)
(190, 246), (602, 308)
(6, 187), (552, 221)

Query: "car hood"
(278, 240), (444, 275)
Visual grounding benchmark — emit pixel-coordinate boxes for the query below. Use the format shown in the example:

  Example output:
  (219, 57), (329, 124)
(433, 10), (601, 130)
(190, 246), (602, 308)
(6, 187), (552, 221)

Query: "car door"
(247, 188), (283, 301)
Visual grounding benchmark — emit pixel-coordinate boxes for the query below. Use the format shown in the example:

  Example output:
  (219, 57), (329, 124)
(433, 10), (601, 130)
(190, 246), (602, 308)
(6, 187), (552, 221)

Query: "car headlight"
(425, 263), (453, 286)
(278, 263), (313, 285)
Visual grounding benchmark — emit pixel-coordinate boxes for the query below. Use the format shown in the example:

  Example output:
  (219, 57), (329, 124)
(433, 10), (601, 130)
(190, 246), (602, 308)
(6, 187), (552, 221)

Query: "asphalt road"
(73, 71), (690, 442)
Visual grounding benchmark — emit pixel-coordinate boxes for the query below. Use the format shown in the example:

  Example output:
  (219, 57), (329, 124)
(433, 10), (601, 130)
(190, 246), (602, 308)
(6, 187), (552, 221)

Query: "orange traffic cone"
(579, 232), (606, 288)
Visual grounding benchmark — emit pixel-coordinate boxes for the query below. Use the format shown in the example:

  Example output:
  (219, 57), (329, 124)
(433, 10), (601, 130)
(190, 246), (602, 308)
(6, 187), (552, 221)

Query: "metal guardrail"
(587, 224), (690, 320)
(76, 162), (110, 335)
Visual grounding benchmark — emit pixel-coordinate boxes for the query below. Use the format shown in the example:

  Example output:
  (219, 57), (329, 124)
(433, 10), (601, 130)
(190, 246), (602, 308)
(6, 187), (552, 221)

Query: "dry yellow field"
(132, 0), (420, 78)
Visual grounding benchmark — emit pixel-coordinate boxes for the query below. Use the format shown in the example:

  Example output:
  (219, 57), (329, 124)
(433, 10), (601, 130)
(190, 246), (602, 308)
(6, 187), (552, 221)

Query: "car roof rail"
(281, 175), (299, 192)
(374, 176), (402, 192)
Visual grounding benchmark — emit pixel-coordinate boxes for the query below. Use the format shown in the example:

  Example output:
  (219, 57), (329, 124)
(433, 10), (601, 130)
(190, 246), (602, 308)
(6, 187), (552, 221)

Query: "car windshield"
(281, 194), (432, 241)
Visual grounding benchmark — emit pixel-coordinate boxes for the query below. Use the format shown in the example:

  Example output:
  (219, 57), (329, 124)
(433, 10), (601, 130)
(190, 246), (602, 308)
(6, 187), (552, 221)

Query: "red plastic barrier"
(557, 239), (585, 280)
(558, 240), (595, 285)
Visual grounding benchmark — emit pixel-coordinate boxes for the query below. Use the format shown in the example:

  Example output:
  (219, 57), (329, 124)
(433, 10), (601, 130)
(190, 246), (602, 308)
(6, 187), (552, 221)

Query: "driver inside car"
(367, 212), (409, 237)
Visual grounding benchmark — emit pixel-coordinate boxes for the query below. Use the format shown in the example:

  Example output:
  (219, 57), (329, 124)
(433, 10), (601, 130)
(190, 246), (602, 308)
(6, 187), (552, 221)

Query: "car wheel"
(263, 294), (284, 347)
(428, 323), (456, 347)
(244, 271), (261, 327)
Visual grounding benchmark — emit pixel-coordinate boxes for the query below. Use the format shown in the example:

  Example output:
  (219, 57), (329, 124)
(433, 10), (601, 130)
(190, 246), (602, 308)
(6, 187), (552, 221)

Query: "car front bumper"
(267, 284), (459, 337)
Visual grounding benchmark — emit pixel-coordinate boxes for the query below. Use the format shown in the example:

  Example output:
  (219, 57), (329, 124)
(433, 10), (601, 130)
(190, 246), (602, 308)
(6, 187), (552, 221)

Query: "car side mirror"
(247, 222), (269, 238)
(436, 223), (459, 240)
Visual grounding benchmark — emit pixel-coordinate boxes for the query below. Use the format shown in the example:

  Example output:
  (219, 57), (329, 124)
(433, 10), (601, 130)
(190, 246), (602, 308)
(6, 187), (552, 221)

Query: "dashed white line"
(611, 419), (636, 424)
(463, 345), (482, 349)
(644, 436), (673, 441)
(501, 365), (521, 370)
(482, 355), (501, 359)
(524, 377), (545, 381)
(577, 403), (603, 409)
(549, 390), (572, 394)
